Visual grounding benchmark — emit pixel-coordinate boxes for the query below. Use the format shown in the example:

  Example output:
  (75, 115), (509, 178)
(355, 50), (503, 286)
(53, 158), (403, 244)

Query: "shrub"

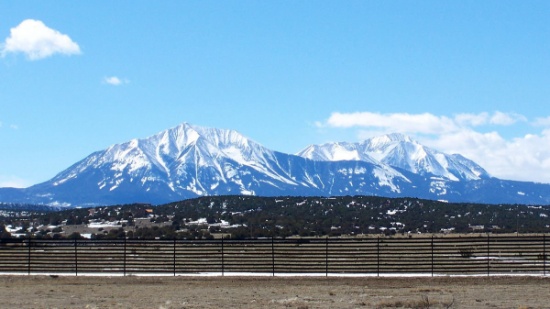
(459, 247), (474, 258)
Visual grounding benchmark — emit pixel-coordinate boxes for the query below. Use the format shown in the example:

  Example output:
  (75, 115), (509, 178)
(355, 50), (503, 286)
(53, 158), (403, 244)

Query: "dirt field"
(0, 275), (548, 308)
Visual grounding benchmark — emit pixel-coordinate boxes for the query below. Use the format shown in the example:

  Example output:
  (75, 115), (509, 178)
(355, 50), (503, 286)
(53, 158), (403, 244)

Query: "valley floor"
(0, 275), (548, 308)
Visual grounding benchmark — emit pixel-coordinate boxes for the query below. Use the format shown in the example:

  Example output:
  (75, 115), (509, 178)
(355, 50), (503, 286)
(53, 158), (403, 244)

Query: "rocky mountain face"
(1, 123), (549, 207)
(297, 133), (490, 181)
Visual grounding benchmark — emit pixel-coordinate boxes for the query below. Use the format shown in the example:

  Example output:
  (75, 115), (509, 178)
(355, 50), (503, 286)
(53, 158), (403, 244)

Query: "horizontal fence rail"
(0, 236), (547, 276)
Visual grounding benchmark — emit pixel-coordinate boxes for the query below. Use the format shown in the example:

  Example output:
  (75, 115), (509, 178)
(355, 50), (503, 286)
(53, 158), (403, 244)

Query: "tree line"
(1, 195), (549, 239)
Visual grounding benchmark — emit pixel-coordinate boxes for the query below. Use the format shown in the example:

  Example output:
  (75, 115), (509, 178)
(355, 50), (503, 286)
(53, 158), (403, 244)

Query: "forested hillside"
(1, 196), (549, 240)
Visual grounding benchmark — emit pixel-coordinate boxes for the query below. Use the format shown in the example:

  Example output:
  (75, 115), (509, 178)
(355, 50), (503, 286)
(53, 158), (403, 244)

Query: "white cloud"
(453, 111), (526, 127)
(103, 76), (129, 86)
(489, 111), (526, 125)
(454, 112), (489, 126)
(325, 112), (458, 134)
(1, 19), (81, 60)
(0, 175), (30, 188)
(424, 129), (550, 183)
(317, 111), (550, 183)
(0, 121), (18, 130)
(323, 111), (527, 135)
(533, 116), (550, 127)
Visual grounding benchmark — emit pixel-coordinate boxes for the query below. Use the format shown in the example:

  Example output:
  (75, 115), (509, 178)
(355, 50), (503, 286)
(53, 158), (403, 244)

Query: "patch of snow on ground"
(373, 168), (400, 192)
(331, 148), (359, 161)
(0, 272), (546, 278)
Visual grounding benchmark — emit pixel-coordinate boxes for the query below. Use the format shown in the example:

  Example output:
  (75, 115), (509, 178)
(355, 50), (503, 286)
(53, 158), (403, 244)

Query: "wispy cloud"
(1, 19), (81, 60)
(0, 121), (19, 130)
(316, 111), (550, 183)
(324, 112), (458, 134)
(427, 129), (550, 183)
(321, 111), (523, 133)
(454, 111), (526, 127)
(489, 111), (526, 126)
(103, 76), (129, 86)
(0, 175), (30, 188)
(533, 116), (550, 127)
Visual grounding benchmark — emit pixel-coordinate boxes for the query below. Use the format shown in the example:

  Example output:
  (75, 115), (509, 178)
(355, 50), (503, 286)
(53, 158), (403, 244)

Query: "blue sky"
(1, 1), (550, 187)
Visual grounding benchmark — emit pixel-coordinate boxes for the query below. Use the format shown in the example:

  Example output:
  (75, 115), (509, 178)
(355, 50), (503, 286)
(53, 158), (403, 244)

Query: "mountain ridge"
(297, 133), (490, 181)
(1, 123), (549, 207)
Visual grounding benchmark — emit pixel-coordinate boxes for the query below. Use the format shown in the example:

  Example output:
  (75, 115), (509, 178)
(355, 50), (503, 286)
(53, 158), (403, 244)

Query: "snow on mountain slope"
(12, 123), (418, 206)
(2, 123), (549, 207)
(297, 142), (379, 164)
(298, 133), (490, 181)
(50, 123), (306, 196)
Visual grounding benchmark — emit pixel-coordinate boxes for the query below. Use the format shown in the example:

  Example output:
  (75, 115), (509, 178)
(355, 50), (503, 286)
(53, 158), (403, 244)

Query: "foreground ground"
(0, 275), (548, 308)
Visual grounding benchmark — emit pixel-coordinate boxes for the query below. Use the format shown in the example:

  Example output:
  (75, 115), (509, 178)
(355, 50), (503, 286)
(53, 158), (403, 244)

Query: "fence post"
(123, 238), (127, 276)
(544, 234), (547, 276)
(27, 238), (31, 275)
(377, 237), (380, 277)
(173, 238), (176, 277)
(221, 237), (224, 276)
(271, 237), (275, 276)
(431, 235), (434, 277)
(325, 238), (329, 277)
(74, 238), (78, 276)
(487, 234), (491, 277)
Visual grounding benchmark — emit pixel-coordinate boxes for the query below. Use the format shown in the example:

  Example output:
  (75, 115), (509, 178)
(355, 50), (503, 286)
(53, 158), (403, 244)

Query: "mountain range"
(1, 123), (549, 207)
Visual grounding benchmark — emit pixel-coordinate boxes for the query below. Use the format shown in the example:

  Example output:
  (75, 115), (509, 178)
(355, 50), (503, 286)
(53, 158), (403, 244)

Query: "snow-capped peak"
(368, 133), (414, 145)
(50, 122), (302, 197)
(5, 123), (550, 208)
(298, 133), (490, 181)
(297, 142), (379, 164)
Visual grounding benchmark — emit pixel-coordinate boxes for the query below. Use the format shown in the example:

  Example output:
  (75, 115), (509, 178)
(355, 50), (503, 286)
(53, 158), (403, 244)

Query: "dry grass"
(0, 275), (548, 308)
(375, 295), (455, 309)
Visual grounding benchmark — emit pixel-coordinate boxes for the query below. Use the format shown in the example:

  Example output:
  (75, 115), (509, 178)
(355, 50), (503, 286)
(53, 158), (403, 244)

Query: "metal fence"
(0, 236), (547, 276)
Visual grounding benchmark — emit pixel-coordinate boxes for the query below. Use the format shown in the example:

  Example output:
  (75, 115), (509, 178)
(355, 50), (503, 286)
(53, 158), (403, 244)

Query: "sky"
(1, 1), (550, 187)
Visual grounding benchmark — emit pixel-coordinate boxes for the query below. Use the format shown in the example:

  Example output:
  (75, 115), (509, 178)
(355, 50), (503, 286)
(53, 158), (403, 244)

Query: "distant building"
(468, 224), (485, 231)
